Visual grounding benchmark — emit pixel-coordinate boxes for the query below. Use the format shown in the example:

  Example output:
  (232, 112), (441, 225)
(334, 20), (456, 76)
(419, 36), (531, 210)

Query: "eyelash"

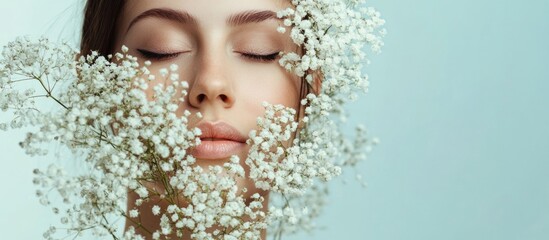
(137, 49), (279, 62)
(138, 49), (181, 61)
(240, 52), (279, 62)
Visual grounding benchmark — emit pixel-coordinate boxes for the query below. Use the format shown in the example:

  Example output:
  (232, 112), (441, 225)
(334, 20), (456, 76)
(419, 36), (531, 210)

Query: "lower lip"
(191, 140), (246, 160)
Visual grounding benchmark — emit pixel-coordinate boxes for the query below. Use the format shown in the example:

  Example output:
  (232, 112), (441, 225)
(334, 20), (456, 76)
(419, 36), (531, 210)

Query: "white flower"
(129, 209), (139, 218)
(152, 205), (161, 215)
(0, 0), (384, 237)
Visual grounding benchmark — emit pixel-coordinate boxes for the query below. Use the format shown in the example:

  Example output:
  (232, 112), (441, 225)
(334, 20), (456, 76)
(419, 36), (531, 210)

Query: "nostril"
(197, 94), (205, 103)
(219, 94), (228, 102)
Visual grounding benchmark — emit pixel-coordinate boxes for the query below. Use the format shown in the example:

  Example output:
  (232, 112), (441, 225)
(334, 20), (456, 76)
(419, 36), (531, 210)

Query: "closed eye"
(240, 52), (279, 62)
(137, 49), (183, 61)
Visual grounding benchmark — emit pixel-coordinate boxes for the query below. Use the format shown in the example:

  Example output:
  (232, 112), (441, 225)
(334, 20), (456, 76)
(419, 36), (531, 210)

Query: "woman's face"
(113, 0), (300, 193)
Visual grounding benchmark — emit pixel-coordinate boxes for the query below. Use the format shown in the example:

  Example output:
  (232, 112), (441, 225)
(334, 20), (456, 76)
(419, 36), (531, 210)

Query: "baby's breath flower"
(129, 209), (139, 218)
(0, 0), (384, 238)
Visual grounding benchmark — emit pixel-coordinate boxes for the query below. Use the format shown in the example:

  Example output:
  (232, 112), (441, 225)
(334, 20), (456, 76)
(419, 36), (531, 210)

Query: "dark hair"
(80, 0), (125, 56)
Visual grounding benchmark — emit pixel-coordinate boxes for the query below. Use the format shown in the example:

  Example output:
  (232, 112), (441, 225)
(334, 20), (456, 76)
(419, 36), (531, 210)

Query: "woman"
(79, 0), (383, 239)
(82, 0), (311, 238)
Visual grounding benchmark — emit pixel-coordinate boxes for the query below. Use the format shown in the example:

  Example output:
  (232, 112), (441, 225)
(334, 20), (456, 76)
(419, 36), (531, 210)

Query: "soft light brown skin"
(111, 0), (302, 238)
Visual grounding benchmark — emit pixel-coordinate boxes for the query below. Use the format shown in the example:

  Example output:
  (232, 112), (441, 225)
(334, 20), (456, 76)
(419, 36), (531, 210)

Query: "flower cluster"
(0, 0), (384, 239)
(264, 0), (385, 235)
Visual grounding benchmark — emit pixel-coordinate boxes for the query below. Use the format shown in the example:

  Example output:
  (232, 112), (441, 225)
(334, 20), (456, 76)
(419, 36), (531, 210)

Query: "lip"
(190, 121), (247, 160)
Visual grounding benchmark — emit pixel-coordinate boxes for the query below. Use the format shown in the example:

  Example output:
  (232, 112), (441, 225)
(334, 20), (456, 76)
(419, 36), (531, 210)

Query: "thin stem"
(99, 213), (120, 240)
(51, 78), (61, 92)
(46, 76), (52, 94)
(120, 211), (154, 236)
(7, 77), (34, 84)
(13, 65), (69, 110)
(28, 94), (49, 99)
(47, 94), (68, 109)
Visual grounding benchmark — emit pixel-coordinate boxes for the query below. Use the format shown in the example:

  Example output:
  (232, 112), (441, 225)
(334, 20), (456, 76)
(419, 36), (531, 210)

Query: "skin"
(112, 0), (301, 238)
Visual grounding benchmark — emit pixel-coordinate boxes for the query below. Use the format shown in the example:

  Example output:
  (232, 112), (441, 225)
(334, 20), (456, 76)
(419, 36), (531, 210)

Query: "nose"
(187, 55), (235, 109)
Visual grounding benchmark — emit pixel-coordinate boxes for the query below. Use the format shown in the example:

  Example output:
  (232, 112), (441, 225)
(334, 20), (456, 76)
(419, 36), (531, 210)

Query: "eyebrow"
(126, 8), (278, 33)
(227, 10), (278, 26)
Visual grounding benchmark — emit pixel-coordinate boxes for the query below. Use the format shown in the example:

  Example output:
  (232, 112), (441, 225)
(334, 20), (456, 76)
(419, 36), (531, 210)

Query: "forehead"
(118, 0), (289, 30)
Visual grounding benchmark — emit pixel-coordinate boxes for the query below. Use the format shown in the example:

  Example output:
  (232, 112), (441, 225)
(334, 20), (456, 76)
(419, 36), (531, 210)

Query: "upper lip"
(196, 122), (247, 143)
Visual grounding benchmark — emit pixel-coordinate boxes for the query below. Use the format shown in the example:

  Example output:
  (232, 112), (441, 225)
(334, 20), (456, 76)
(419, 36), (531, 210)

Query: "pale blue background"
(1, 0), (548, 239)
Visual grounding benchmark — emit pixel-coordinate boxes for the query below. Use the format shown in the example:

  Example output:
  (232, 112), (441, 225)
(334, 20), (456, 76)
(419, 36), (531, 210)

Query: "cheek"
(138, 63), (191, 102)
(139, 69), (173, 101)
(236, 69), (301, 111)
